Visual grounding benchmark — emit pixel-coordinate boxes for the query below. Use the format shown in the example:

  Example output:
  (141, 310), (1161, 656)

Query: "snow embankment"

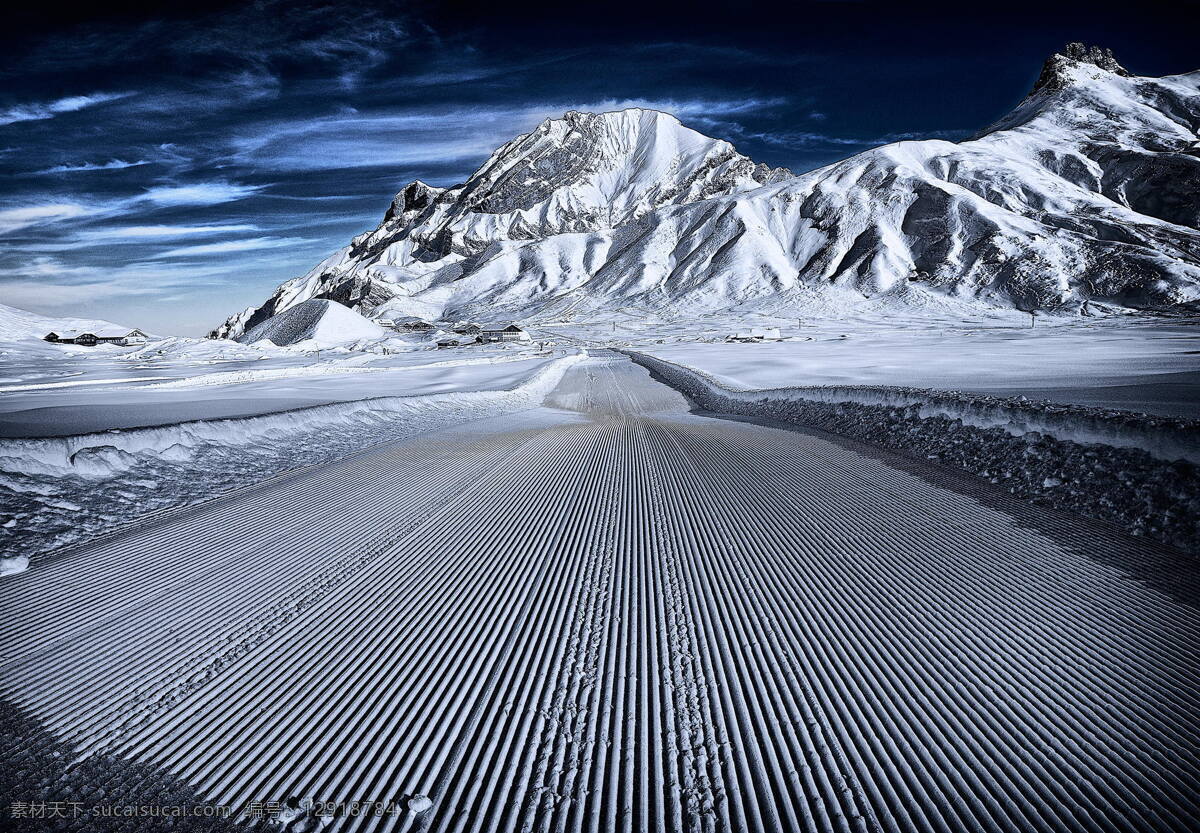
(627, 351), (1200, 552)
(0, 353), (583, 564)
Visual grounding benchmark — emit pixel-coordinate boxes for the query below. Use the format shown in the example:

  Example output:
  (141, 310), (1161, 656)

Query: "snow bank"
(0, 353), (583, 563)
(628, 351), (1200, 552)
(237, 299), (385, 347)
(141, 351), (544, 390)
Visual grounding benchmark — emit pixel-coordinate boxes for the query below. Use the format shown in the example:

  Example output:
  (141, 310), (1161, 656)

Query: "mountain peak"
(383, 179), (443, 225)
(1032, 43), (1131, 94)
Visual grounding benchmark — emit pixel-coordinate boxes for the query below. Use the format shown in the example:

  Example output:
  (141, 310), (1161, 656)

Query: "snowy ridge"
(628, 350), (1200, 550)
(216, 46), (1200, 337)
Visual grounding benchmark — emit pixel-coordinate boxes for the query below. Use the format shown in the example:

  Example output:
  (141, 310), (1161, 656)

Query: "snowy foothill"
(237, 298), (387, 348)
(0, 301), (140, 345)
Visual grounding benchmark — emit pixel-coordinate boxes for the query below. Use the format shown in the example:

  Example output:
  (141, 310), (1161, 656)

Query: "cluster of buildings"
(726, 327), (783, 343)
(377, 318), (532, 348)
(43, 328), (150, 347)
(42, 317), (533, 351)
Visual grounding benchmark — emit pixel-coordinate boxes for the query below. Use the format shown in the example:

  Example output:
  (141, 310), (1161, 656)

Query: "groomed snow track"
(2, 353), (1198, 832)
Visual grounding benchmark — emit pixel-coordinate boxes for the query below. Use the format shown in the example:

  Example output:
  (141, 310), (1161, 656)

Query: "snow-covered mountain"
(215, 46), (1200, 337)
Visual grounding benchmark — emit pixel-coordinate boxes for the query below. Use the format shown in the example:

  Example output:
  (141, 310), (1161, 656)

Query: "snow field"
(628, 351), (1200, 552)
(0, 356), (1197, 832)
(0, 354), (583, 562)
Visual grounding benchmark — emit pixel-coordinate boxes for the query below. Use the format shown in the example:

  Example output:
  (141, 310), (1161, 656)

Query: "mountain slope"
(238, 299), (385, 346)
(215, 46), (1200, 337)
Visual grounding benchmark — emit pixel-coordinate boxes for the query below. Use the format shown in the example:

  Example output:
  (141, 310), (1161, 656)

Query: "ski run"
(2, 354), (1197, 832)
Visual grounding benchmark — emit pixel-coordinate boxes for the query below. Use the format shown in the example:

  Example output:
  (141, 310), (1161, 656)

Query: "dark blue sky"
(1, 0), (1193, 334)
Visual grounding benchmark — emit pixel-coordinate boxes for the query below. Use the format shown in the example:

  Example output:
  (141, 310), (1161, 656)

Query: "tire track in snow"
(1, 354), (1197, 832)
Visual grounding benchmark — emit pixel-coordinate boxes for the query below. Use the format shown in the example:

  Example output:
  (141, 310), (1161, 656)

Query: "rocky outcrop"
(1032, 42), (1131, 94)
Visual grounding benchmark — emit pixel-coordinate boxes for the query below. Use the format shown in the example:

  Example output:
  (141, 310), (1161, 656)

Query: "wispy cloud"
(36, 158), (152, 174)
(79, 223), (261, 241)
(229, 97), (789, 173)
(665, 97), (789, 118)
(0, 249), (309, 305)
(141, 182), (263, 206)
(154, 236), (313, 258)
(703, 119), (975, 153)
(0, 181), (263, 238)
(0, 203), (88, 234)
(0, 92), (131, 126)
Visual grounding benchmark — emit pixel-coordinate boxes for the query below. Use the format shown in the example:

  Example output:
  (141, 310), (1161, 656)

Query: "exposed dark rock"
(1032, 42), (1131, 94)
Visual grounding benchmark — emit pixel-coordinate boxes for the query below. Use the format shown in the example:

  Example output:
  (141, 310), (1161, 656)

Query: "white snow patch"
(407, 796), (433, 814)
(0, 555), (29, 577)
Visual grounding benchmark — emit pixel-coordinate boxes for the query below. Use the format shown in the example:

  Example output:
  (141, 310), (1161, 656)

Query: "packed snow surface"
(0, 311), (561, 436)
(0, 556), (28, 577)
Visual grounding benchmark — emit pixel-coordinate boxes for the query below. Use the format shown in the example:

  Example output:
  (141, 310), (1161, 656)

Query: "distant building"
(478, 322), (530, 343)
(452, 322), (481, 335)
(43, 328), (150, 347)
(726, 327), (782, 343)
(379, 316), (435, 332)
(437, 335), (477, 348)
